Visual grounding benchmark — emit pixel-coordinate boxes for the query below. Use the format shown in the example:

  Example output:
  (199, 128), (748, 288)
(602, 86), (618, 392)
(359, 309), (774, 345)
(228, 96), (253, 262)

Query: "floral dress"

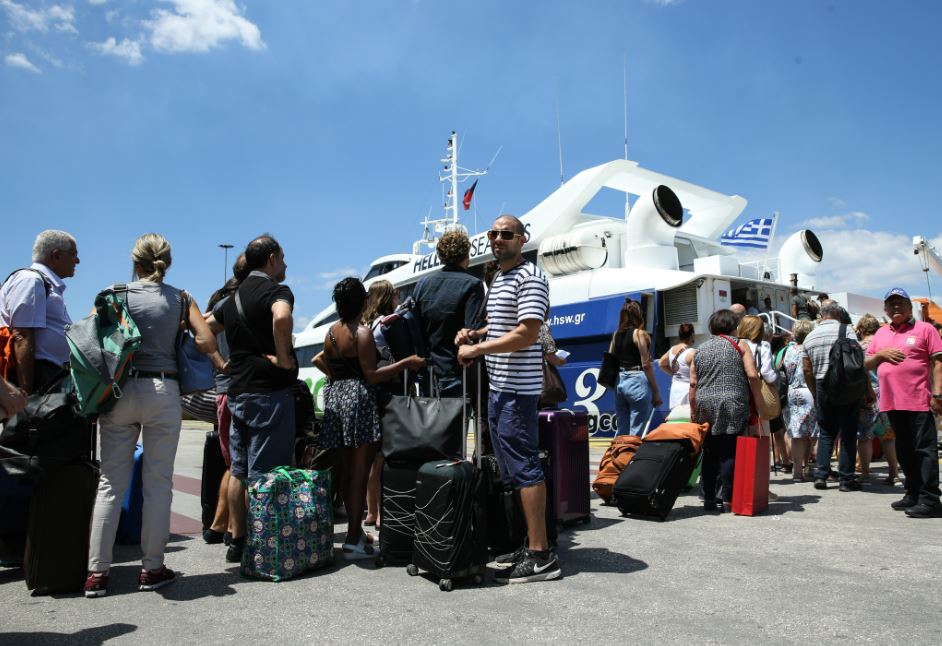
(320, 327), (380, 450)
(782, 343), (817, 438)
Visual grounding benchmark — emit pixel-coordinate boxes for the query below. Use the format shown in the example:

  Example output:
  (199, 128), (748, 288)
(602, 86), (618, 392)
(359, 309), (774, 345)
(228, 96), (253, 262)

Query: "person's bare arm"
(11, 328), (36, 393)
(688, 357), (698, 419)
(457, 319), (541, 366)
(312, 350), (331, 380)
(456, 324), (489, 347)
(545, 351), (566, 367)
(356, 326), (424, 384)
(864, 347), (905, 371)
(740, 341), (762, 405)
(930, 355), (942, 416)
(637, 329), (662, 407)
(0, 377), (27, 420)
(657, 348), (673, 375)
(205, 313), (224, 336)
(802, 356), (817, 402)
(269, 301), (296, 371)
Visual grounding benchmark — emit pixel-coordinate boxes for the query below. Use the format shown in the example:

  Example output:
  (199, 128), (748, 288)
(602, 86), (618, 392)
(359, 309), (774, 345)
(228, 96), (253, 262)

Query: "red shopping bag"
(732, 434), (770, 516)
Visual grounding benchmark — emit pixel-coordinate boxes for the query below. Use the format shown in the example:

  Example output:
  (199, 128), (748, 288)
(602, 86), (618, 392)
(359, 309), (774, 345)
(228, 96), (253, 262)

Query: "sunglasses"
(486, 229), (522, 241)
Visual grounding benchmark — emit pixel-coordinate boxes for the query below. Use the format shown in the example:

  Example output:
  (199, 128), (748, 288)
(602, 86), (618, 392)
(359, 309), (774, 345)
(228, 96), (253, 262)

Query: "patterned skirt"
(321, 378), (380, 450)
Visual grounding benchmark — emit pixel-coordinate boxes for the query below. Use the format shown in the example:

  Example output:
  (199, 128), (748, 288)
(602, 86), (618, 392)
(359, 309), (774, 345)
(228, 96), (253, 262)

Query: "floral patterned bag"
(242, 467), (334, 581)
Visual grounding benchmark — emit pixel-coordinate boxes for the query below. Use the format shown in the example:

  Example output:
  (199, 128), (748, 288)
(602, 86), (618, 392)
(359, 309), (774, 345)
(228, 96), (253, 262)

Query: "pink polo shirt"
(865, 319), (942, 412)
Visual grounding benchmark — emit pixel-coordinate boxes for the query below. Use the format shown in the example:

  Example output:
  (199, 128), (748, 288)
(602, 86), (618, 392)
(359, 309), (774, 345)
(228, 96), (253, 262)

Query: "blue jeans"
(614, 370), (653, 437)
(228, 388), (296, 483)
(813, 380), (861, 483)
(487, 390), (543, 490)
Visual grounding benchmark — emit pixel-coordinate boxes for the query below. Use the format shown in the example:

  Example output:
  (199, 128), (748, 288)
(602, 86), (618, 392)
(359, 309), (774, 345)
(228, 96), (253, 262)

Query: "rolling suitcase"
(482, 451), (557, 558)
(115, 444), (143, 544)
(0, 471), (32, 564)
(408, 365), (488, 591)
(612, 440), (693, 520)
(376, 459), (421, 567)
(538, 410), (590, 526)
(201, 429), (228, 531)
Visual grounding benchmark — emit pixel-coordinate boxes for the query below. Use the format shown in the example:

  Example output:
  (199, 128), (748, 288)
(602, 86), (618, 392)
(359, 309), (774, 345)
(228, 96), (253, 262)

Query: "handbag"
(0, 371), (90, 481)
(754, 346), (781, 421)
(731, 434), (770, 516)
(175, 291), (215, 395)
(381, 367), (464, 462)
(539, 361), (567, 408)
(598, 331), (620, 390)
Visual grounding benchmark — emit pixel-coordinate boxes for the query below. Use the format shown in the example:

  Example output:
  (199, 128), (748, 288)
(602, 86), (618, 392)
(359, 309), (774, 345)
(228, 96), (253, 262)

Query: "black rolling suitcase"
(376, 460), (421, 567)
(407, 365), (488, 591)
(612, 440), (692, 520)
(482, 451), (557, 559)
(201, 429), (228, 531)
(23, 418), (99, 595)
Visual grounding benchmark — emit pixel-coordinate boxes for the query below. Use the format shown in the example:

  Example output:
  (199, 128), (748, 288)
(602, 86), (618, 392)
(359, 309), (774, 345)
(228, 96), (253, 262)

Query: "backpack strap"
(2, 268), (53, 297)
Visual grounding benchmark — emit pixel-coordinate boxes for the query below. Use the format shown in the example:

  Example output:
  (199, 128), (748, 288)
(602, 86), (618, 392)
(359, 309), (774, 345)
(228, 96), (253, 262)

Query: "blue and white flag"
(720, 217), (774, 249)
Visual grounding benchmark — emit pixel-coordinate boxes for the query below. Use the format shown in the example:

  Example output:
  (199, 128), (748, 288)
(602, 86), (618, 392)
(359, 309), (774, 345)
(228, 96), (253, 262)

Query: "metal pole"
(219, 244), (233, 284)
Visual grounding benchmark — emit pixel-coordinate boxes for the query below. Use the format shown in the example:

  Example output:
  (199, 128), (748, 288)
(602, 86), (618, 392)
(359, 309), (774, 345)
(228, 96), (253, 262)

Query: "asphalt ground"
(1, 422), (941, 645)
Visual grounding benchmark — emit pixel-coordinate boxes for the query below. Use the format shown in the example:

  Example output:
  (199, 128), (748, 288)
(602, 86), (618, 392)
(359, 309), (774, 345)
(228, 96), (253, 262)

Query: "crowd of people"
(2, 225), (941, 600)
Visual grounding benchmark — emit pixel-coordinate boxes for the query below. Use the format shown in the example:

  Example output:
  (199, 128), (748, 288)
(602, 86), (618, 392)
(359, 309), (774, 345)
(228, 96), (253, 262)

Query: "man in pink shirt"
(864, 288), (942, 518)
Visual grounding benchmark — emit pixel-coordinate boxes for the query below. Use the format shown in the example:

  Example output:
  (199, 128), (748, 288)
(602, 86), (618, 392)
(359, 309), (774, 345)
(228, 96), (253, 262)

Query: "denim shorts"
(487, 390), (543, 490)
(228, 388), (296, 483)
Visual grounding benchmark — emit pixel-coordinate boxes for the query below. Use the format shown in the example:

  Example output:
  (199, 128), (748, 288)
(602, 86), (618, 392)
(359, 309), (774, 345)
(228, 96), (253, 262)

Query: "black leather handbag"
(381, 393), (464, 462)
(0, 372), (90, 481)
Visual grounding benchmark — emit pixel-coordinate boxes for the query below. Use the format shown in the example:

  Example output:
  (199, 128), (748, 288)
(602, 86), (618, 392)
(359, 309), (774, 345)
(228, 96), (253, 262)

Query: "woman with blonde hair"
(85, 233), (222, 597)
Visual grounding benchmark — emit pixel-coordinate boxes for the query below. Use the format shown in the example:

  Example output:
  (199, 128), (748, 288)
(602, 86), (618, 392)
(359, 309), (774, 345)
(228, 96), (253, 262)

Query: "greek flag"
(720, 217), (774, 249)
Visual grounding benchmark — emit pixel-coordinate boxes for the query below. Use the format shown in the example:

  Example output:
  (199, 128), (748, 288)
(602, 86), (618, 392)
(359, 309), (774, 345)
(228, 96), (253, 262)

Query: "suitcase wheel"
(471, 574), (483, 585)
(439, 578), (453, 592)
(374, 556), (385, 569)
(406, 564), (419, 577)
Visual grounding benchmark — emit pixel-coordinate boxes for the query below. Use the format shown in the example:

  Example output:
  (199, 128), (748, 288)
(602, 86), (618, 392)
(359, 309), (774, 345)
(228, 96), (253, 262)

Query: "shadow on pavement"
(768, 494), (821, 513)
(556, 546), (649, 575)
(0, 622), (137, 646)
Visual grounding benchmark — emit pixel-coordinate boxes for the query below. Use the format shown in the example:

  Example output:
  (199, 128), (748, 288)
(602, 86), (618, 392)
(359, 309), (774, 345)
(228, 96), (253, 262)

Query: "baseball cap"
(883, 287), (910, 301)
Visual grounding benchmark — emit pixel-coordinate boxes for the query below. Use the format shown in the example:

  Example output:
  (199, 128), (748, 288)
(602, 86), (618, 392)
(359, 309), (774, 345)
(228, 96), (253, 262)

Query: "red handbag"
(732, 434), (770, 516)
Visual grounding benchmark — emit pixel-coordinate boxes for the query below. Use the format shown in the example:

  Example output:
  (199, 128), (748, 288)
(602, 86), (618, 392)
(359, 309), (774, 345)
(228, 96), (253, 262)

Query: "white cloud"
(87, 0), (108, 5)
(0, 1), (77, 34)
(799, 211), (870, 230)
(146, 0), (264, 54)
(5, 51), (40, 73)
(827, 196), (847, 210)
(88, 36), (144, 65)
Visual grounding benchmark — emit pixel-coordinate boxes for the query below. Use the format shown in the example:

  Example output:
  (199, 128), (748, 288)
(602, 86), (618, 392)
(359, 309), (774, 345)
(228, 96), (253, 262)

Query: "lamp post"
(219, 244), (234, 284)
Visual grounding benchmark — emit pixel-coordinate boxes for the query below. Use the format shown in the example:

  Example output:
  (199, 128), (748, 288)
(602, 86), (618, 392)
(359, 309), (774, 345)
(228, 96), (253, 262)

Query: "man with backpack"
(801, 301), (871, 491)
(864, 288), (942, 518)
(0, 230), (80, 393)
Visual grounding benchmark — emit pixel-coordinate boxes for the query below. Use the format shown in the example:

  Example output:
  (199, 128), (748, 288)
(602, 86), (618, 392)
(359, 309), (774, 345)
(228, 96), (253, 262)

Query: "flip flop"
(341, 535), (379, 560)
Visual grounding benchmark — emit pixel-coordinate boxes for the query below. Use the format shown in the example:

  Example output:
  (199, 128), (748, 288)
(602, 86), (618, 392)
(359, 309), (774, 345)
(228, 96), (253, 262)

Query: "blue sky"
(2, 0), (941, 329)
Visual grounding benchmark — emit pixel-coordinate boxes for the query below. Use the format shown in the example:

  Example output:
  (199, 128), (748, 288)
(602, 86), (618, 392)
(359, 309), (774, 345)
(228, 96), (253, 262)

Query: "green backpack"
(65, 284), (142, 414)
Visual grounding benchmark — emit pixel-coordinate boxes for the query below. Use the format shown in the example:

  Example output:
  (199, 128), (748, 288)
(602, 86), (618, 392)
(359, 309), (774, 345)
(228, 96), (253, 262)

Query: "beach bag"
(242, 467), (334, 582)
(823, 324), (867, 406)
(755, 347), (781, 420)
(65, 285), (141, 415)
(175, 292), (215, 395)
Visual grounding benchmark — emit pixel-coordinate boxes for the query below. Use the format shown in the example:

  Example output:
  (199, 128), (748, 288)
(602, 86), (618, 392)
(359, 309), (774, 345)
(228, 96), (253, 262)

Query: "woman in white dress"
(658, 323), (696, 409)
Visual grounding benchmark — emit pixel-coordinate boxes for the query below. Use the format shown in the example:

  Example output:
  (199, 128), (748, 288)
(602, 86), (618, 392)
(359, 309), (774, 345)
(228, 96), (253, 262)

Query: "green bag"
(65, 284), (142, 415)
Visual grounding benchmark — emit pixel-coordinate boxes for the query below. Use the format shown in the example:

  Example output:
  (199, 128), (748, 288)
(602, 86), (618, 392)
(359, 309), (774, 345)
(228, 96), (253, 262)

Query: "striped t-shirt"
(484, 261), (550, 395)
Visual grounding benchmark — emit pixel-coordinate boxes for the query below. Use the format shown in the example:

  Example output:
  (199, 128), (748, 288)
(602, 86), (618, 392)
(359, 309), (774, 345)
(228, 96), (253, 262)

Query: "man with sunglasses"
(456, 215), (560, 584)
(864, 288), (942, 518)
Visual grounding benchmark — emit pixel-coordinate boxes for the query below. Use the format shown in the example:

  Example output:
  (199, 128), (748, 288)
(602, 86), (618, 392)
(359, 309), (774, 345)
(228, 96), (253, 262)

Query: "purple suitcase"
(538, 410), (591, 526)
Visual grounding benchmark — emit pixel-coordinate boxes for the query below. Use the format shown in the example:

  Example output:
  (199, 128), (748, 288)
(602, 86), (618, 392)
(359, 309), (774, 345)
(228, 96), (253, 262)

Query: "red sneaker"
(84, 572), (108, 598)
(138, 566), (177, 591)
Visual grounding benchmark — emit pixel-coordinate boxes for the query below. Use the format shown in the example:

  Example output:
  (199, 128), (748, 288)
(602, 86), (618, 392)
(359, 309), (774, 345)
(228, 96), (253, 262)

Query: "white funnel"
(778, 230), (823, 289)
(624, 185), (683, 270)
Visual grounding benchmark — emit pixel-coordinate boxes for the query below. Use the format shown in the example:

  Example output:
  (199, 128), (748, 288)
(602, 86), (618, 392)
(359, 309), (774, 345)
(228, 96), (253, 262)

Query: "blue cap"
(883, 287), (910, 301)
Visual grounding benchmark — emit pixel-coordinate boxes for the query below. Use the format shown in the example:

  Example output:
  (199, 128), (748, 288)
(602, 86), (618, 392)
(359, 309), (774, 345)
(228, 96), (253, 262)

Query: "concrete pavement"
(1, 422), (941, 645)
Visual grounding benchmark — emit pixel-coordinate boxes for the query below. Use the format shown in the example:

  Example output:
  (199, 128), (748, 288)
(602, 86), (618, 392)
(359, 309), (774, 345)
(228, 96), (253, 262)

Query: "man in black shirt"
(413, 230), (485, 396)
(211, 234), (297, 562)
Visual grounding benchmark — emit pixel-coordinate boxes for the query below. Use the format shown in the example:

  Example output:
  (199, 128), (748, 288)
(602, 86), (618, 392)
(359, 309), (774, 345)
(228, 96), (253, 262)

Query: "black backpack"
(822, 324), (867, 406)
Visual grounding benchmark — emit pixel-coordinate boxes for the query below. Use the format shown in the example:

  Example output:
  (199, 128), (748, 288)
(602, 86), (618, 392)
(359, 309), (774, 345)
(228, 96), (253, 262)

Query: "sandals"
(342, 534), (379, 560)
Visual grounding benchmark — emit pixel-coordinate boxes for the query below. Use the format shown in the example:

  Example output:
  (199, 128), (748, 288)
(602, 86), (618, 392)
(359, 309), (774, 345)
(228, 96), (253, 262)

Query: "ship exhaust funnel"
(777, 230), (823, 289)
(624, 185), (683, 270)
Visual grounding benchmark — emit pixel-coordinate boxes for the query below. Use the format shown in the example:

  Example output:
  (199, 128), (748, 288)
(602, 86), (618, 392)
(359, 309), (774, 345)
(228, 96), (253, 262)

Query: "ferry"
(293, 132), (928, 439)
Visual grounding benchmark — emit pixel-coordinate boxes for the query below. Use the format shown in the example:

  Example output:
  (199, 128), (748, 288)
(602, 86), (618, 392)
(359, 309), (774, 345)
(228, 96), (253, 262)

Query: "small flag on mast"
(462, 180), (478, 211)
(720, 217), (774, 249)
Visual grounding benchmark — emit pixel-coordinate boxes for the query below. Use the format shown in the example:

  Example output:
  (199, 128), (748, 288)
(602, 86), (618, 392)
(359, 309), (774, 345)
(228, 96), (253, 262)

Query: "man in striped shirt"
(457, 214), (560, 584)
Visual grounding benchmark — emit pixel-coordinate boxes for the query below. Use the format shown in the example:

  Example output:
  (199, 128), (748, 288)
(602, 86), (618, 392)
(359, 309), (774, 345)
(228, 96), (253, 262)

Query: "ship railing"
(758, 310), (797, 335)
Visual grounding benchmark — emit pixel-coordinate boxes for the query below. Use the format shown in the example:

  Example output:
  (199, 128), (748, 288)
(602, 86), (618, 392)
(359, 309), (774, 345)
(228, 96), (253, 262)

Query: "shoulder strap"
(2, 268), (53, 296)
(718, 335), (744, 356)
(838, 323), (847, 340)
(179, 290), (191, 332)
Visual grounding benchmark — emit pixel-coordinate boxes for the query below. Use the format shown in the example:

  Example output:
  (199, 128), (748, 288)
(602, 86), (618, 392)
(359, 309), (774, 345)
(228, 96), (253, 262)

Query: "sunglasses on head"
(486, 229), (521, 241)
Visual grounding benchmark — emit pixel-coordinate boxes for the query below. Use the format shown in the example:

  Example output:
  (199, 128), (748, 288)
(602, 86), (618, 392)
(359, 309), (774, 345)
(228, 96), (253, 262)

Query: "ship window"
(294, 343), (324, 368)
(313, 311), (339, 327)
(365, 260), (407, 280)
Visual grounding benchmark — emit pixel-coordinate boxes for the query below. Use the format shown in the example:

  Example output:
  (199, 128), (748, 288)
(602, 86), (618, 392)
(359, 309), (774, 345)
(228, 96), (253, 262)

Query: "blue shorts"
(487, 390), (544, 490)
(228, 388), (296, 483)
